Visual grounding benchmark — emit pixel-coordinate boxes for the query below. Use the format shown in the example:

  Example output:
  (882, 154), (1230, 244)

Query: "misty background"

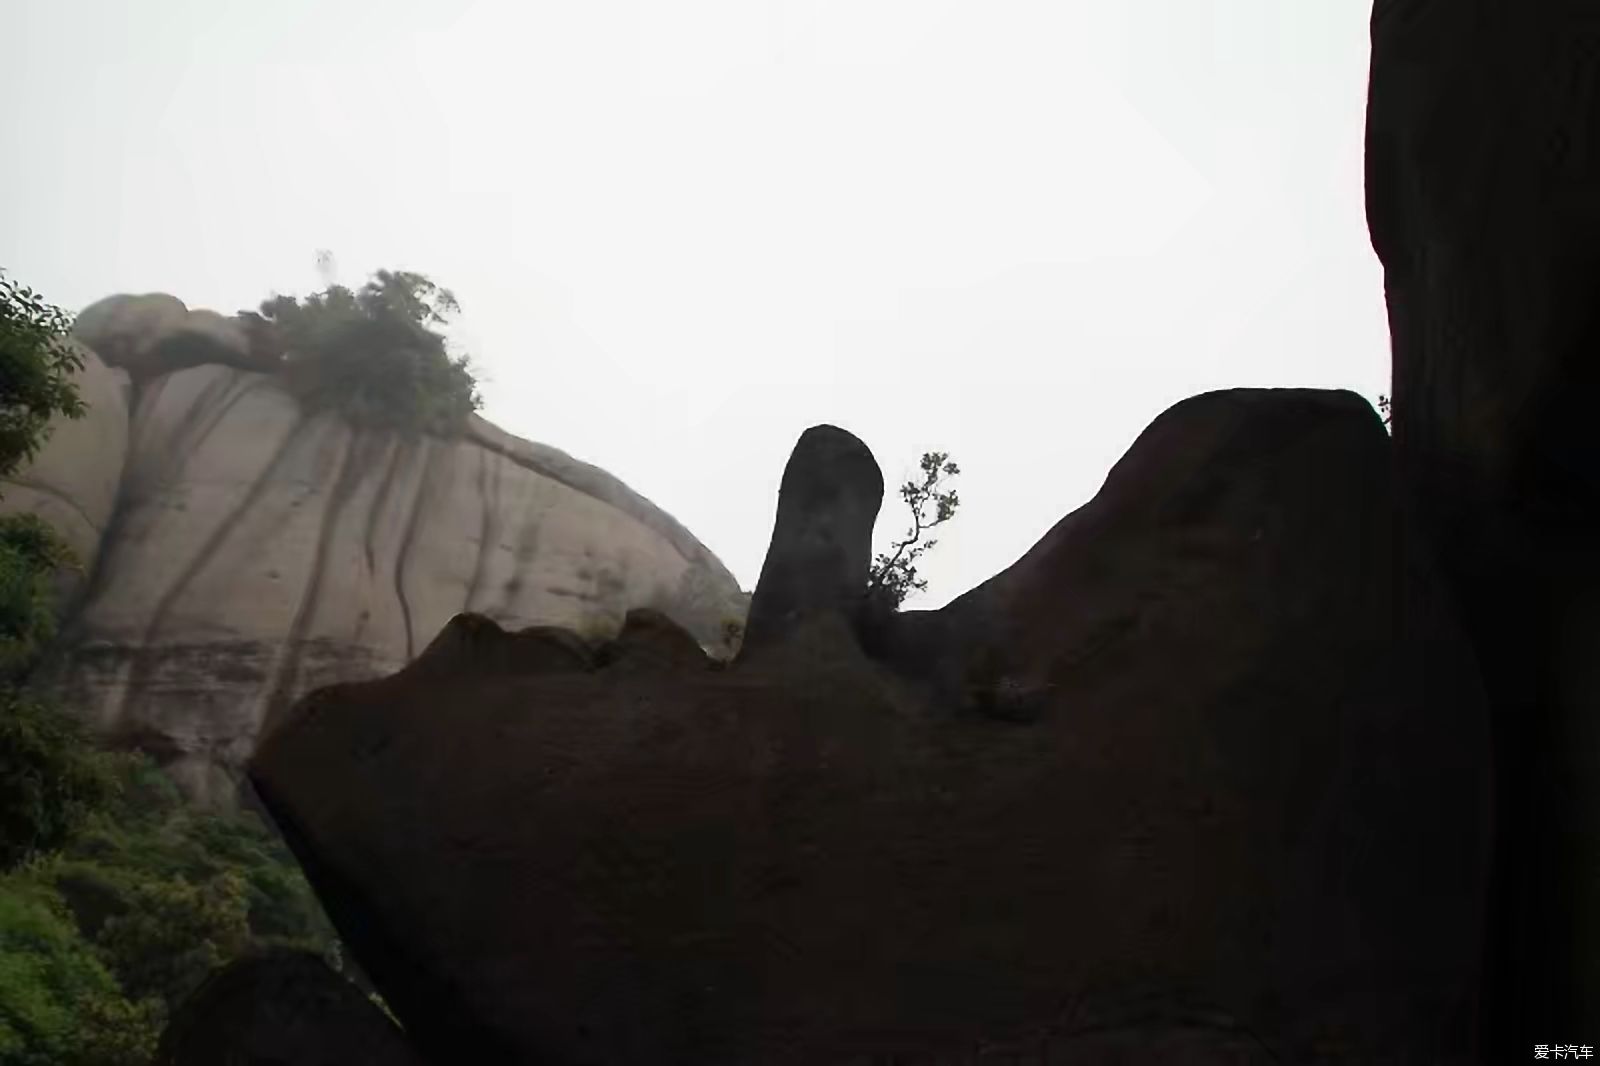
(0, 0), (1384, 607)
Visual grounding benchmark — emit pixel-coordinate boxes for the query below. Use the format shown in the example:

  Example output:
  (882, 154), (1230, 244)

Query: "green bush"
(0, 750), (342, 1062)
(0, 270), (86, 482)
(48, 755), (339, 1005)
(255, 269), (481, 436)
(0, 692), (113, 872)
(0, 872), (160, 1066)
(0, 515), (79, 682)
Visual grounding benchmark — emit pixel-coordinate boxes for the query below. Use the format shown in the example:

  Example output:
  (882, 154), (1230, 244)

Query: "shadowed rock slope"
(0, 293), (748, 806)
(1366, 1), (1600, 1053)
(154, 949), (424, 1066)
(254, 391), (1491, 1064)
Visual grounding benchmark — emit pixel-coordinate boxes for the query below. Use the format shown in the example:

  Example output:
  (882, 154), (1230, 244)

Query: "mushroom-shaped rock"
(252, 390), (1490, 1064)
(72, 293), (274, 377)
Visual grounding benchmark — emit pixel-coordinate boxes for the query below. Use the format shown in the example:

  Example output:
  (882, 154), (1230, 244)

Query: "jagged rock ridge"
(253, 392), (1490, 1064)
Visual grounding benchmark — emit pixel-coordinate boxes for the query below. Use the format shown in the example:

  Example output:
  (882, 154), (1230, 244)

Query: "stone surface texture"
(154, 949), (424, 1066)
(254, 392), (1491, 1064)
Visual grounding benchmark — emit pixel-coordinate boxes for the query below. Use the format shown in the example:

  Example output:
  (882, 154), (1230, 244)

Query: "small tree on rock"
(866, 451), (961, 611)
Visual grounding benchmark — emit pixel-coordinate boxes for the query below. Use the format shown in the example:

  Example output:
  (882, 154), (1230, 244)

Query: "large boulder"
(154, 949), (423, 1066)
(31, 360), (743, 806)
(1366, 1), (1600, 1051)
(6, 301), (746, 807)
(254, 391), (1491, 1064)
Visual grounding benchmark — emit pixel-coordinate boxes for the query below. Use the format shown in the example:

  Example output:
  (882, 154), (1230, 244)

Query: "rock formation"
(0, 293), (748, 806)
(741, 424), (884, 654)
(154, 949), (423, 1066)
(1366, 1), (1600, 1054)
(253, 393), (1491, 1064)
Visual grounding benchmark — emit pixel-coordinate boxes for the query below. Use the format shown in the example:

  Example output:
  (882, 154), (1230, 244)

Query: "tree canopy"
(0, 270), (85, 483)
(254, 269), (481, 436)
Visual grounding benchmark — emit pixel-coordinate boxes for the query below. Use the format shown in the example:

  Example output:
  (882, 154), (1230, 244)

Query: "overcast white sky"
(2, 1), (1386, 607)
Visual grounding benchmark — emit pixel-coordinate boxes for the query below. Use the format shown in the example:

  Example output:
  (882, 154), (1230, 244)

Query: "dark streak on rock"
(363, 436), (405, 577)
(0, 474), (108, 536)
(466, 426), (711, 572)
(264, 428), (369, 722)
(154, 370), (244, 481)
(118, 414), (311, 725)
(181, 372), (268, 469)
(463, 448), (492, 614)
(121, 374), (171, 491)
(394, 439), (439, 661)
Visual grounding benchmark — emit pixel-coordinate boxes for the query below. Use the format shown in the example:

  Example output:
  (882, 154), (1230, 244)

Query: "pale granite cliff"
(1, 294), (749, 805)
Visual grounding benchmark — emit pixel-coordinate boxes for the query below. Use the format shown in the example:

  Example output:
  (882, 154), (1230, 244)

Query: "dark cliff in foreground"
(160, 0), (1600, 1060)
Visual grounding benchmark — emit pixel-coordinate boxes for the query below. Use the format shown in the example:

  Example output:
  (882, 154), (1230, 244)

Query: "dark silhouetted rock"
(597, 607), (711, 674)
(741, 424), (883, 654)
(154, 949), (423, 1066)
(253, 389), (1489, 1064)
(1366, 2), (1600, 1053)
(401, 614), (596, 683)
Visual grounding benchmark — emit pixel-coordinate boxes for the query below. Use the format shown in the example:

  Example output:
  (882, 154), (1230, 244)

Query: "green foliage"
(0, 872), (159, 1066)
(91, 870), (249, 1010)
(49, 755), (339, 1004)
(0, 271), (86, 483)
(0, 515), (79, 681)
(0, 691), (112, 873)
(867, 451), (961, 610)
(0, 750), (340, 1063)
(0, 496), (104, 875)
(0, 268), (342, 1061)
(256, 269), (481, 435)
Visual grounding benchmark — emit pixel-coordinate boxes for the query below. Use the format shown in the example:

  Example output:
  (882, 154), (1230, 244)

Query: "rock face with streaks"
(6, 293), (747, 806)
(254, 395), (1491, 1064)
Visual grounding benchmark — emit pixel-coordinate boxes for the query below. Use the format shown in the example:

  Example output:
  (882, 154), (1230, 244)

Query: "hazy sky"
(2, 1), (1385, 608)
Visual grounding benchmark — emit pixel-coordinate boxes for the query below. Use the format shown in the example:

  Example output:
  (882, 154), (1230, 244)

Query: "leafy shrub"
(0, 509), (107, 873)
(0, 271), (86, 482)
(48, 755), (339, 1005)
(255, 269), (481, 436)
(0, 515), (78, 682)
(0, 692), (112, 872)
(0, 873), (159, 1066)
